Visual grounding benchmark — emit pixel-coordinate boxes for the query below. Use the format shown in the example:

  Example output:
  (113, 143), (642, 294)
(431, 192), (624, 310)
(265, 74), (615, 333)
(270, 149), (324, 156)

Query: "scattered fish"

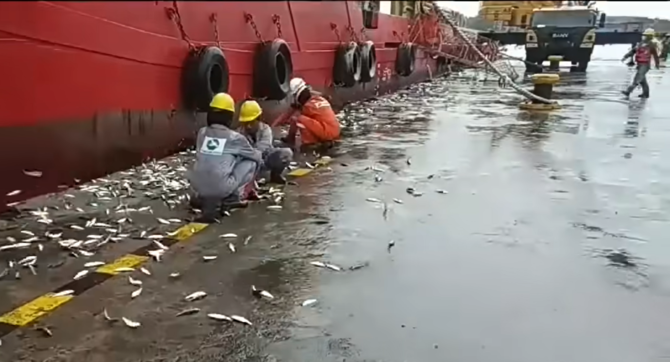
(152, 240), (169, 250)
(228, 243), (236, 253)
(406, 157), (412, 165)
(36, 326), (53, 337)
(140, 267), (151, 276)
(157, 218), (170, 225)
(131, 287), (142, 299)
(6, 190), (21, 197)
(122, 317), (140, 328)
(267, 205), (283, 210)
(302, 299), (318, 307)
(176, 308), (200, 317)
(202, 255), (218, 261)
(310, 261), (326, 268)
(114, 267), (135, 273)
(436, 189), (448, 194)
(388, 240), (396, 252)
(169, 272), (180, 278)
(374, 174), (383, 182)
(325, 263), (342, 271)
(231, 315), (252, 325)
(207, 313), (232, 322)
(251, 285), (274, 300)
(185, 291), (207, 301)
(0, 242), (31, 251)
(219, 233), (237, 238)
(103, 308), (116, 322)
(244, 235), (252, 245)
(53, 290), (74, 297)
(393, 198), (403, 204)
(128, 276), (142, 286)
(73, 270), (89, 280)
(366, 197), (381, 203)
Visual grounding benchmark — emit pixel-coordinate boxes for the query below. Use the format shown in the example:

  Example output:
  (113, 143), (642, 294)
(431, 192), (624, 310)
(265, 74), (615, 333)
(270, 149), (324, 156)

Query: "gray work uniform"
(246, 122), (293, 173)
(623, 41), (659, 97)
(188, 124), (261, 201)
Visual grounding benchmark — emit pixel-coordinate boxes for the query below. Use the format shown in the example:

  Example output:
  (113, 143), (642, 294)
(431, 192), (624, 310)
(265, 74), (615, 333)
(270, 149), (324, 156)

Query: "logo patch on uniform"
(200, 136), (226, 155)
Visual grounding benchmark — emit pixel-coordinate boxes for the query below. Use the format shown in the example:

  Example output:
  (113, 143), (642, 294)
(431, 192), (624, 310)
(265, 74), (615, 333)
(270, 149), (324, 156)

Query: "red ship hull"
(0, 1), (462, 212)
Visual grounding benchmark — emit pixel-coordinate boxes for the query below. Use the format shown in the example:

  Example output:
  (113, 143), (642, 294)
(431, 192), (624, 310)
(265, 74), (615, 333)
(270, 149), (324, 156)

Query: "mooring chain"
(165, 1), (195, 50)
(209, 13), (220, 47)
(244, 13), (264, 43)
(272, 14), (283, 39)
(330, 23), (342, 44)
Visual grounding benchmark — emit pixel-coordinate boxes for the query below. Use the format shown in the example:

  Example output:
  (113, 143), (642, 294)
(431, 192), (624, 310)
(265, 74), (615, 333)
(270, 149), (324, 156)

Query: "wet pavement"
(3, 45), (670, 361)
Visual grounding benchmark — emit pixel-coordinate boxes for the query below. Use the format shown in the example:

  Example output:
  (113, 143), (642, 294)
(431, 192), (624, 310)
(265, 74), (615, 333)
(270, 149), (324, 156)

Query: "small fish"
(70, 225), (85, 231)
(121, 317), (140, 328)
(325, 264), (342, 272)
(28, 264), (37, 275)
(148, 249), (165, 262)
(152, 240), (169, 250)
(412, 191), (423, 197)
(73, 270), (89, 280)
(131, 287), (142, 298)
(176, 308), (200, 317)
(169, 272), (180, 278)
(310, 261), (326, 268)
(36, 326), (53, 337)
(366, 197), (381, 203)
(267, 205), (283, 210)
(406, 157), (412, 165)
(228, 243), (236, 253)
(0, 268), (8, 279)
(244, 235), (253, 245)
(103, 308), (117, 321)
(53, 290), (74, 297)
(382, 202), (389, 220)
(114, 267), (135, 273)
(219, 233), (237, 238)
(157, 218), (170, 225)
(251, 285), (274, 300)
(427, 174), (435, 179)
(374, 174), (383, 182)
(203, 255), (218, 261)
(18, 256), (37, 266)
(78, 250), (95, 257)
(388, 240), (396, 252)
(128, 276), (142, 286)
(436, 189), (448, 194)
(302, 299), (318, 307)
(0, 242), (30, 251)
(406, 187), (415, 195)
(231, 315), (252, 325)
(21, 230), (35, 236)
(393, 198), (403, 204)
(6, 190), (21, 197)
(140, 267), (151, 276)
(305, 162), (315, 169)
(207, 313), (232, 322)
(185, 291), (207, 301)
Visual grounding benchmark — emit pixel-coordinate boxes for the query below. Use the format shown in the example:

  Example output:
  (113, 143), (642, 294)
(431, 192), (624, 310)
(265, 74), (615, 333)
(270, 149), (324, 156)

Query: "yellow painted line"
(172, 222), (209, 241)
(288, 168), (313, 177)
(0, 293), (74, 327)
(95, 254), (149, 275)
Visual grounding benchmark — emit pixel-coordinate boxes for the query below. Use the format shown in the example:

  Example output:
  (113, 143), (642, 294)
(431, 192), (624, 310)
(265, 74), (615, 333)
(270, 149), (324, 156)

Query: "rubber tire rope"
(181, 46), (230, 112)
(333, 42), (362, 87)
(253, 39), (293, 100)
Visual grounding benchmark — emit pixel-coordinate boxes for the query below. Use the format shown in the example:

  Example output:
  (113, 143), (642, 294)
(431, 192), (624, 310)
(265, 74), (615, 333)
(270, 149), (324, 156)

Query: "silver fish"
(148, 249), (165, 262)
(37, 244), (44, 252)
(28, 264), (37, 275)
(84, 261), (105, 268)
(366, 197), (381, 203)
(202, 255), (218, 261)
(310, 261), (326, 268)
(53, 290), (74, 297)
(325, 264), (342, 271)
(244, 235), (252, 245)
(185, 291), (207, 301)
(251, 285), (274, 300)
(436, 189), (448, 194)
(302, 299), (318, 307)
(169, 272), (180, 278)
(131, 287), (142, 298)
(128, 276), (142, 286)
(23, 236), (38, 243)
(157, 218), (170, 225)
(114, 267), (135, 273)
(103, 308), (116, 321)
(231, 315), (252, 325)
(228, 243), (236, 253)
(207, 313), (232, 322)
(20, 230), (35, 236)
(219, 233), (237, 238)
(176, 308), (200, 317)
(70, 225), (84, 230)
(73, 270), (89, 280)
(393, 198), (403, 204)
(78, 250), (95, 257)
(121, 317), (140, 328)
(152, 240), (169, 250)
(18, 256), (37, 266)
(140, 267), (151, 276)
(0, 242), (30, 251)
(6, 190), (21, 197)
(267, 205), (283, 210)
(388, 240), (395, 252)
(23, 170), (43, 178)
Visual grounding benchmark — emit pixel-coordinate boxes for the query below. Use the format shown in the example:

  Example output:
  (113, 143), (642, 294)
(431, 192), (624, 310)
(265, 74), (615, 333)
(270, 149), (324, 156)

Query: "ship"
(0, 1), (498, 213)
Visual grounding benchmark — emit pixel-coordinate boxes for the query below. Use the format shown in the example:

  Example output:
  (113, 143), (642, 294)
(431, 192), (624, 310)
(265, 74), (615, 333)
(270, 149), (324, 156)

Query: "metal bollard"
(518, 73), (561, 111)
(547, 55), (563, 71)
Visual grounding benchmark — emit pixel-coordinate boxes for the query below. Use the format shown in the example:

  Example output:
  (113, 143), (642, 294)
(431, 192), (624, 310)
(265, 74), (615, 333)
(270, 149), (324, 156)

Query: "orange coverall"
(272, 95), (340, 145)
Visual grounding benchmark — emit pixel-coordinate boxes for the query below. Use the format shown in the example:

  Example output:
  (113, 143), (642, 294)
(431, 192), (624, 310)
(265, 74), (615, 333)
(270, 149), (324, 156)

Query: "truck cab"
(524, 6), (606, 72)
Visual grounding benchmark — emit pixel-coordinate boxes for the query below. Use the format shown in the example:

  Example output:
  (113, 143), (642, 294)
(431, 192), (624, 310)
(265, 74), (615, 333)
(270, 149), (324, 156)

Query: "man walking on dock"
(621, 28), (660, 99)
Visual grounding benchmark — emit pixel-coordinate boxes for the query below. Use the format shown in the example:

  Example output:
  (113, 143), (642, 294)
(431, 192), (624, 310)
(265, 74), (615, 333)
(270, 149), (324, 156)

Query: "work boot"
(638, 93), (650, 99)
(269, 170), (287, 185)
(621, 90), (630, 99)
(196, 197), (221, 223)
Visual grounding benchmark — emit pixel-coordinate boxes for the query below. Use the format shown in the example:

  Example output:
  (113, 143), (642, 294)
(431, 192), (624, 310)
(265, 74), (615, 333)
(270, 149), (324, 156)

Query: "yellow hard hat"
(209, 92), (235, 112)
(239, 100), (263, 122)
(643, 28), (655, 36)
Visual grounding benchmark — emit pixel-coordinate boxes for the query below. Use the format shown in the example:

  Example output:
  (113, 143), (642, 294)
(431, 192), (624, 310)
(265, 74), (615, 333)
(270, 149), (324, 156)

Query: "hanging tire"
(359, 41), (377, 83)
(181, 46), (230, 112)
(436, 55), (448, 73)
(253, 39), (293, 100)
(333, 42), (362, 87)
(395, 43), (416, 77)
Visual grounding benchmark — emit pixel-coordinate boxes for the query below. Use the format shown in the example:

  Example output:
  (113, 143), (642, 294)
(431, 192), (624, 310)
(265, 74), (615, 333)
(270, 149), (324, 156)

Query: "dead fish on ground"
(176, 308), (200, 317)
(305, 162), (315, 169)
(388, 240), (396, 252)
(23, 170), (43, 178)
(35, 326), (53, 337)
(148, 249), (165, 262)
(73, 270), (89, 280)
(169, 272), (180, 278)
(382, 202), (389, 220)
(325, 263), (342, 271)
(84, 261), (105, 268)
(185, 291), (207, 301)
(406, 157), (412, 165)
(231, 315), (252, 326)
(152, 240), (169, 250)
(140, 267), (151, 276)
(412, 191), (424, 197)
(128, 276), (142, 286)
(157, 218), (170, 225)
(406, 187), (415, 195)
(436, 189), (448, 194)
(393, 198), (403, 204)
(207, 313), (232, 322)
(131, 287), (142, 299)
(251, 285), (274, 300)
(302, 299), (318, 307)
(366, 197), (381, 203)
(6, 190), (21, 197)
(114, 267), (135, 273)
(122, 317), (140, 328)
(103, 308), (117, 322)
(244, 235), (252, 245)
(53, 290), (74, 297)
(228, 243), (236, 253)
(310, 261), (326, 268)
(202, 255), (218, 261)
(0, 242), (31, 251)
(267, 205), (283, 211)
(18, 256), (37, 266)
(219, 233), (237, 238)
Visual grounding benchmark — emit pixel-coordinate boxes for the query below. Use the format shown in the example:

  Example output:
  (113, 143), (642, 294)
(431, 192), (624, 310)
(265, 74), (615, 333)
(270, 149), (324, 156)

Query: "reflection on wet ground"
(2, 55), (670, 362)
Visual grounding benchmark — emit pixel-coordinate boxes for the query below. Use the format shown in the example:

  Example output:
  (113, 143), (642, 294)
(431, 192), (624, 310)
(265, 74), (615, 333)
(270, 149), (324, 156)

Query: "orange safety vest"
(296, 96), (340, 145)
(635, 46), (652, 64)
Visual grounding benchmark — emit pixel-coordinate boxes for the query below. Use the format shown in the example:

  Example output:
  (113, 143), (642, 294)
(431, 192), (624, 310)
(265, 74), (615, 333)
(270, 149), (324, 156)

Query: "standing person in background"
(187, 93), (262, 222)
(238, 99), (293, 184)
(621, 28), (660, 99)
(272, 78), (341, 153)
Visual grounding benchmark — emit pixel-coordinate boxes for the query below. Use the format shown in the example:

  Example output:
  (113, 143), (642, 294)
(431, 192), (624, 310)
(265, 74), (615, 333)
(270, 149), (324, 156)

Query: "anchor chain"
(165, 1), (195, 50)
(330, 23), (342, 44)
(209, 13), (220, 47)
(272, 14), (283, 39)
(244, 13), (265, 43)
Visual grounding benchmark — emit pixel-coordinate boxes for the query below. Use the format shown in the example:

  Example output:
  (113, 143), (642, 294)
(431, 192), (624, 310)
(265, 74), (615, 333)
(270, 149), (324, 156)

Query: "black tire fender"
(395, 43), (416, 77)
(435, 55), (448, 73)
(359, 40), (377, 83)
(181, 46), (230, 112)
(333, 42), (362, 87)
(253, 39), (293, 100)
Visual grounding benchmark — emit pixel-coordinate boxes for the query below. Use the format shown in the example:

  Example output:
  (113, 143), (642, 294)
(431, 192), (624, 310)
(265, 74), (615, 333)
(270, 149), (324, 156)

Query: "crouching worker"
(187, 93), (262, 222)
(272, 78), (340, 152)
(239, 100), (293, 184)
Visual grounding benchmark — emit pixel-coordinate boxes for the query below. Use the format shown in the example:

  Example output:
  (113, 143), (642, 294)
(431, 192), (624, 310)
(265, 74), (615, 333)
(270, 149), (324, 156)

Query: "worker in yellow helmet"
(238, 100), (293, 184)
(621, 28), (660, 99)
(187, 93), (262, 222)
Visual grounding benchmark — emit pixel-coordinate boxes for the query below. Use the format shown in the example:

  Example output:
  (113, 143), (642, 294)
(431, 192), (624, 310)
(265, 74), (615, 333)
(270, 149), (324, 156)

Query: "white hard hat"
(289, 77), (308, 103)
(643, 28), (655, 36)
